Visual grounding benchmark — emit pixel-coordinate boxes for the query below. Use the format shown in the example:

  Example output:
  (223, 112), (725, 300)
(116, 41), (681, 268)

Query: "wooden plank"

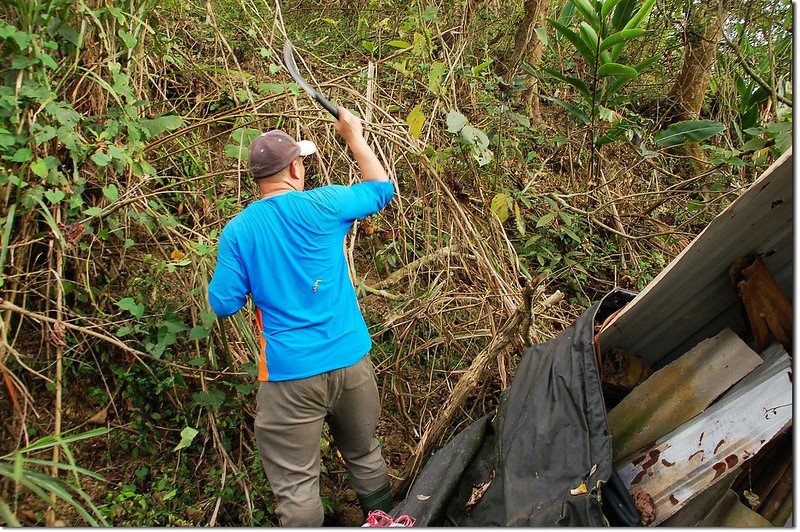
(614, 349), (792, 526)
(608, 328), (763, 460)
(598, 149), (793, 367)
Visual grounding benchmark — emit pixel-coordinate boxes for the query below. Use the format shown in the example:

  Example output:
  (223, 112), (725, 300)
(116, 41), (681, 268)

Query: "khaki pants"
(254, 355), (389, 526)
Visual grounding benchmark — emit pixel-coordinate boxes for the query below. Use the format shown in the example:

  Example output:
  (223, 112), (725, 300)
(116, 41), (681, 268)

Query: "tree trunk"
(668, 0), (730, 168)
(506, 0), (550, 125)
(669, 0), (729, 121)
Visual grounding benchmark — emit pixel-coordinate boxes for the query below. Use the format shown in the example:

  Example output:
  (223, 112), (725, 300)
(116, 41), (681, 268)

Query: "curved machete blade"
(283, 40), (339, 119)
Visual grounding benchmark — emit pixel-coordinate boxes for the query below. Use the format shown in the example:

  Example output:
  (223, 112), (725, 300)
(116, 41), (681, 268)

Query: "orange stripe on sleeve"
(255, 308), (269, 381)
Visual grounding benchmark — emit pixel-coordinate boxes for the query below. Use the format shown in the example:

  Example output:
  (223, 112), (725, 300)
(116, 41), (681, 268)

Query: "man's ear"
(288, 158), (302, 180)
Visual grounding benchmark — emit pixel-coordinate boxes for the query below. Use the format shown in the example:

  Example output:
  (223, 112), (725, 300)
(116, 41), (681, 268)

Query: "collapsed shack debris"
(389, 150), (792, 527)
(612, 339), (792, 526)
(607, 328), (764, 462)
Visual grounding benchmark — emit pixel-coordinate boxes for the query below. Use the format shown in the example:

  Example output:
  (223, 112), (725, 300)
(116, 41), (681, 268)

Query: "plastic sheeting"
(391, 289), (639, 526)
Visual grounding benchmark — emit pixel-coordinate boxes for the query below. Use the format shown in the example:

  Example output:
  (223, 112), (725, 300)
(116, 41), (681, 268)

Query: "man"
(208, 106), (395, 526)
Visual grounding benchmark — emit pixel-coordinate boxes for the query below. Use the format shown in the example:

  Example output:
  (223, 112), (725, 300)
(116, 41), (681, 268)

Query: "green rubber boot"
(358, 482), (393, 519)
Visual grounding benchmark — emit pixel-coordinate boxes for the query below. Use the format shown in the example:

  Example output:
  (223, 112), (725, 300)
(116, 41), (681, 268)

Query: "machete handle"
(314, 92), (339, 120)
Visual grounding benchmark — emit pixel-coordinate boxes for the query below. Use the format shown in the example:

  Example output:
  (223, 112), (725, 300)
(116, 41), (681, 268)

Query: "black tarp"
(391, 289), (640, 526)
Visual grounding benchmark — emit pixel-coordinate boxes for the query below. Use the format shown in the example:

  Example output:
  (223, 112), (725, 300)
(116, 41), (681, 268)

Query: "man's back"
(209, 181), (394, 381)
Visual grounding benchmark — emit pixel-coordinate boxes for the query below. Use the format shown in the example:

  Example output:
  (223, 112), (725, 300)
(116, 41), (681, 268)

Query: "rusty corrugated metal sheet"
(597, 149), (793, 368)
(614, 343), (792, 526)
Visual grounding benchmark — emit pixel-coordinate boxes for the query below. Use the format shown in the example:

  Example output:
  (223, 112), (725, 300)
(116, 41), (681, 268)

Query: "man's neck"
(259, 182), (298, 199)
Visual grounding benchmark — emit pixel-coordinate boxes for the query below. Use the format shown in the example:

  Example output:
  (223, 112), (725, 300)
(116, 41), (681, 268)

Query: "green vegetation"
(0, 0), (791, 525)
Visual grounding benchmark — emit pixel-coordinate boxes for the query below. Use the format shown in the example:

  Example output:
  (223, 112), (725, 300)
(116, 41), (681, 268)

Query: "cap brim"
(297, 140), (317, 156)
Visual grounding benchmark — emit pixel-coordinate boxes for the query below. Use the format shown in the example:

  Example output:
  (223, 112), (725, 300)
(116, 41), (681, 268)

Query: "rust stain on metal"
(669, 494), (679, 505)
(725, 454), (739, 468)
(631, 450), (660, 485)
(631, 470), (647, 485)
(643, 449), (660, 468)
(713, 439), (725, 453)
(661, 459), (675, 467)
(712, 462), (727, 480)
(688, 450), (705, 461)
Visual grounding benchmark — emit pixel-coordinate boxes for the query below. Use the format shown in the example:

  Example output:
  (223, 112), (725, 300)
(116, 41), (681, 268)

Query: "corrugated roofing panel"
(597, 149), (793, 367)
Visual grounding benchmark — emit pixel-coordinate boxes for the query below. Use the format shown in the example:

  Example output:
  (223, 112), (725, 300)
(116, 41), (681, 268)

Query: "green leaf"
(12, 55), (36, 69)
(422, 6), (439, 22)
(230, 127), (261, 145)
(765, 121), (792, 134)
(0, 498), (21, 527)
(116, 326), (134, 337)
(536, 212), (556, 228)
(159, 316), (187, 334)
(141, 114), (183, 138)
(601, 0), (625, 21)
(84, 206), (103, 216)
(9, 148), (32, 162)
(387, 39), (412, 49)
(37, 52), (58, 70)
(534, 27), (548, 47)
(572, 0), (602, 29)
(514, 201), (525, 235)
(559, 0), (576, 25)
(174, 427), (198, 451)
(599, 29), (645, 51)
(548, 19), (595, 63)
(623, 0), (657, 31)
(542, 68), (591, 101)
(102, 184), (119, 202)
(633, 54), (659, 72)
(740, 137), (766, 152)
(654, 120), (726, 147)
(597, 62), (637, 78)
(91, 152), (112, 167)
(30, 158), (48, 178)
(116, 297), (144, 318)
(258, 82), (285, 94)
(611, 0), (638, 30)
(506, 111), (531, 128)
(579, 22), (599, 52)
(541, 95), (590, 125)
(428, 62), (445, 94)
(46, 102), (81, 129)
(225, 144), (246, 160)
(44, 189), (65, 204)
(446, 110), (467, 133)
(774, 131), (791, 154)
(460, 125), (493, 166)
(119, 29), (137, 49)
(188, 325), (210, 341)
(491, 193), (511, 222)
(471, 59), (493, 76)
(192, 390), (225, 410)
(33, 124), (56, 144)
(361, 41), (376, 54)
(406, 105), (426, 139)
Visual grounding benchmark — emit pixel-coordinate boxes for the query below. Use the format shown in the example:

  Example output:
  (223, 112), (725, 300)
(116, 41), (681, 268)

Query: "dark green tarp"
(391, 290), (639, 526)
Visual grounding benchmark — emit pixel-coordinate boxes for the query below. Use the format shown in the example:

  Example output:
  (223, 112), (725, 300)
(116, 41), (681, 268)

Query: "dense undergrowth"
(0, 0), (791, 526)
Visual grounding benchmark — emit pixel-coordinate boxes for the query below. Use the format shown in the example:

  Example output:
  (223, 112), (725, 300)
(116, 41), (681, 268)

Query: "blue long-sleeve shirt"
(208, 181), (394, 381)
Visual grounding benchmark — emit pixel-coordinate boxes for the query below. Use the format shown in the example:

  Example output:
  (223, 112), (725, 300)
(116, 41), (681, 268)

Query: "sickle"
(283, 40), (339, 119)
